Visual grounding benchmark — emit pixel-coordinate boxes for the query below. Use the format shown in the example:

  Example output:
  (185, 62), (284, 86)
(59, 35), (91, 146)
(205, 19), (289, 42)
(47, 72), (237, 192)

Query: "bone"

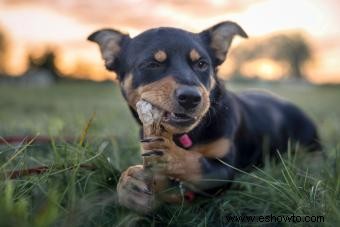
(136, 100), (176, 202)
(136, 100), (166, 197)
(136, 99), (165, 160)
(136, 100), (164, 136)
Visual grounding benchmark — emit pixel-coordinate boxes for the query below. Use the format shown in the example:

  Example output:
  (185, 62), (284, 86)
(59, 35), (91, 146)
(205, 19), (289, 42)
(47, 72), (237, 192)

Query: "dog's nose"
(175, 86), (202, 109)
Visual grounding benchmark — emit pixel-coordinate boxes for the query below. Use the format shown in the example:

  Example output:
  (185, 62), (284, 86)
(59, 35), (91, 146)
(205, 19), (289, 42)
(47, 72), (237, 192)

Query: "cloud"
(3, 0), (261, 33)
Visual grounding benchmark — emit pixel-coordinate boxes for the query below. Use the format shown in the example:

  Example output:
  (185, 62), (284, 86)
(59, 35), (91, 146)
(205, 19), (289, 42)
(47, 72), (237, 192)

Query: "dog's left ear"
(88, 29), (130, 71)
(199, 21), (248, 66)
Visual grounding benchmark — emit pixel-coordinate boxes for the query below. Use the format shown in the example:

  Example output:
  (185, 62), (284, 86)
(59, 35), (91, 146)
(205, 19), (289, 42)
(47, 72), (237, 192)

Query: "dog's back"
(234, 90), (321, 169)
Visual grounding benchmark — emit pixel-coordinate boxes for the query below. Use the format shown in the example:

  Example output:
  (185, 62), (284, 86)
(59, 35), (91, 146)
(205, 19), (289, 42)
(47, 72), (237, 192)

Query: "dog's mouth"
(163, 111), (197, 127)
(137, 98), (205, 132)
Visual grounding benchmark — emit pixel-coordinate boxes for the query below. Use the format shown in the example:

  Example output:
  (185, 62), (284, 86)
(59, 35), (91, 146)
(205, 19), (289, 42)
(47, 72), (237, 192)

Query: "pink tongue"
(179, 134), (192, 148)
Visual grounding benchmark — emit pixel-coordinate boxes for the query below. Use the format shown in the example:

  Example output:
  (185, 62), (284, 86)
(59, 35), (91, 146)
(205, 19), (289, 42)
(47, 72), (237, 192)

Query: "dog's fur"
(88, 21), (321, 213)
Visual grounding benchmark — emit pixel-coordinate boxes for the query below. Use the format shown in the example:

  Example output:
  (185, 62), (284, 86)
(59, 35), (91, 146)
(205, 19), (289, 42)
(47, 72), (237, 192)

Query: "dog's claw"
(140, 137), (164, 143)
(142, 150), (164, 156)
(143, 188), (153, 195)
(132, 184), (152, 195)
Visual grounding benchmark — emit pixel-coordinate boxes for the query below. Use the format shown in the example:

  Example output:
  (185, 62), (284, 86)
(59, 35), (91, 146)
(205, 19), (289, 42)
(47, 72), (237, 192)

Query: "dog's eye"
(143, 61), (162, 69)
(194, 59), (209, 71)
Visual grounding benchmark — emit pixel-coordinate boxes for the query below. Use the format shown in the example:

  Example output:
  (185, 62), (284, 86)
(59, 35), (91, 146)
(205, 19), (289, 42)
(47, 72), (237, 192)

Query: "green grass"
(0, 81), (339, 226)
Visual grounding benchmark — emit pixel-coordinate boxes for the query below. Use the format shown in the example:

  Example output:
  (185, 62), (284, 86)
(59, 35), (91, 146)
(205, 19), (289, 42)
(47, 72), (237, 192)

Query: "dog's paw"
(140, 136), (170, 152)
(140, 137), (187, 177)
(117, 165), (157, 214)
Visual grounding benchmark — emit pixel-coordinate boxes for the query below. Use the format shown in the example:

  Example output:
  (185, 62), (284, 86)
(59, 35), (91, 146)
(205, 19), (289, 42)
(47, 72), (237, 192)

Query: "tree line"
(0, 27), (313, 81)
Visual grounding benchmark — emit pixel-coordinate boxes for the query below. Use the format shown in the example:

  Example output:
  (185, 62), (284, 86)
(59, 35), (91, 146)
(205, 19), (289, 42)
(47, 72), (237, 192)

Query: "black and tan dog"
(88, 21), (321, 213)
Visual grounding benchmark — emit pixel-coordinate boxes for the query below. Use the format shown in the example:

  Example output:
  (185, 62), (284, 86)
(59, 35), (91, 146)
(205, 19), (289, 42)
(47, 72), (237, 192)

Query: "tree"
(230, 32), (313, 79)
(269, 33), (312, 79)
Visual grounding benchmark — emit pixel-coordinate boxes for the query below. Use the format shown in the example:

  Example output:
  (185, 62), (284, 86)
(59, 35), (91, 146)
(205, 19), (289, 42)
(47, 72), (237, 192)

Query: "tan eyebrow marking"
(190, 49), (201, 61)
(154, 50), (167, 62)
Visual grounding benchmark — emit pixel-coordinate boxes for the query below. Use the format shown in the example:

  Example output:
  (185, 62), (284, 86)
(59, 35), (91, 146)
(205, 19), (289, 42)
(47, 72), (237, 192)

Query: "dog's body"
(89, 21), (321, 213)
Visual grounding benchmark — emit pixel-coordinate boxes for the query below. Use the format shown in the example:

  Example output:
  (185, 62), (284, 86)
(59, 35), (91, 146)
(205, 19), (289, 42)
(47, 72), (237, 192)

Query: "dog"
(88, 21), (321, 213)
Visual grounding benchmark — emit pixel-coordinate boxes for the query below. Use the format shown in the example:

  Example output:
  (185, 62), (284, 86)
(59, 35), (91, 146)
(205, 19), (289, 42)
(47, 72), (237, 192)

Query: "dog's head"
(88, 21), (247, 134)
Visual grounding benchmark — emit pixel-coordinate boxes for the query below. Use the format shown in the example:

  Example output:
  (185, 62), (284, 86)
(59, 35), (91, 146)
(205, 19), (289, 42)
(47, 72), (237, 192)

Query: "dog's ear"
(88, 29), (130, 71)
(199, 21), (248, 66)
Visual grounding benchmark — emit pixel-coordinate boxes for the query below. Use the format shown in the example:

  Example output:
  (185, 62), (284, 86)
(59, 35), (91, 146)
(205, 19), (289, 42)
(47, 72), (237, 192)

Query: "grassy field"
(0, 81), (339, 226)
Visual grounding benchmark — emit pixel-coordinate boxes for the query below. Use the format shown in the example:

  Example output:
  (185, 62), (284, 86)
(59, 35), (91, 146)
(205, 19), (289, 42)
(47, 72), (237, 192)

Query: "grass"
(0, 81), (339, 226)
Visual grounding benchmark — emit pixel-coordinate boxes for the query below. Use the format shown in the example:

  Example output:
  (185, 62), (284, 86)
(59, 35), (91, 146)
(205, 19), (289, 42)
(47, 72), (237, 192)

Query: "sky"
(0, 0), (339, 83)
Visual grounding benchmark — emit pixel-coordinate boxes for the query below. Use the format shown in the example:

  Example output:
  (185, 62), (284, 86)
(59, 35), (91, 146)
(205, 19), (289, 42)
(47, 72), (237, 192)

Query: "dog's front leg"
(142, 136), (237, 194)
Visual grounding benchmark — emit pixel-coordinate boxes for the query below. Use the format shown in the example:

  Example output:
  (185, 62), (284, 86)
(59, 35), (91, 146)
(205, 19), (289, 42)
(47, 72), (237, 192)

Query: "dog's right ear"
(199, 21), (248, 66)
(88, 29), (130, 71)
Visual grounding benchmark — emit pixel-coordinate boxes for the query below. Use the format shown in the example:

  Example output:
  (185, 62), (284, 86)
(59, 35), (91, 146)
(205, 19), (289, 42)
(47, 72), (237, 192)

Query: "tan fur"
(123, 75), (176, 110)
(117, 164), (184, 206)
(191, 138), (231, 158)
(210, 31), (232, 63)
(198, 86), (210, 109)
(154, 50), (167, 62)
(140, 77), (177, 112)
(88, 29), (126, 67)
(139, 135), (234, 205)
(116, 165), (156, 213)
(122, 74), (211, 133)
(209, 22), (247, 63)
(209, 75), (216, 90)
(141, 133), (203, 184)
(153, 174), (183, 203)
(101, 39), (121, 64)
(158, 192), (183, 203)
(189, 49), (200, 62)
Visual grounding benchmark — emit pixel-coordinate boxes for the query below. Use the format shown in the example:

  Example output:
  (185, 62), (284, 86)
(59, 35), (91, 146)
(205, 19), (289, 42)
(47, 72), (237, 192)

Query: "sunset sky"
(0, 0), (339, 83)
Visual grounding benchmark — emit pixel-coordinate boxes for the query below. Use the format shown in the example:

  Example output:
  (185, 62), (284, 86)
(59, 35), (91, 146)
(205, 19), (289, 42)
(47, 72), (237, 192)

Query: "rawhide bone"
(136, 100), (164, 139)
(136, 100), (171, 197)
(136, 100), (167, 162)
